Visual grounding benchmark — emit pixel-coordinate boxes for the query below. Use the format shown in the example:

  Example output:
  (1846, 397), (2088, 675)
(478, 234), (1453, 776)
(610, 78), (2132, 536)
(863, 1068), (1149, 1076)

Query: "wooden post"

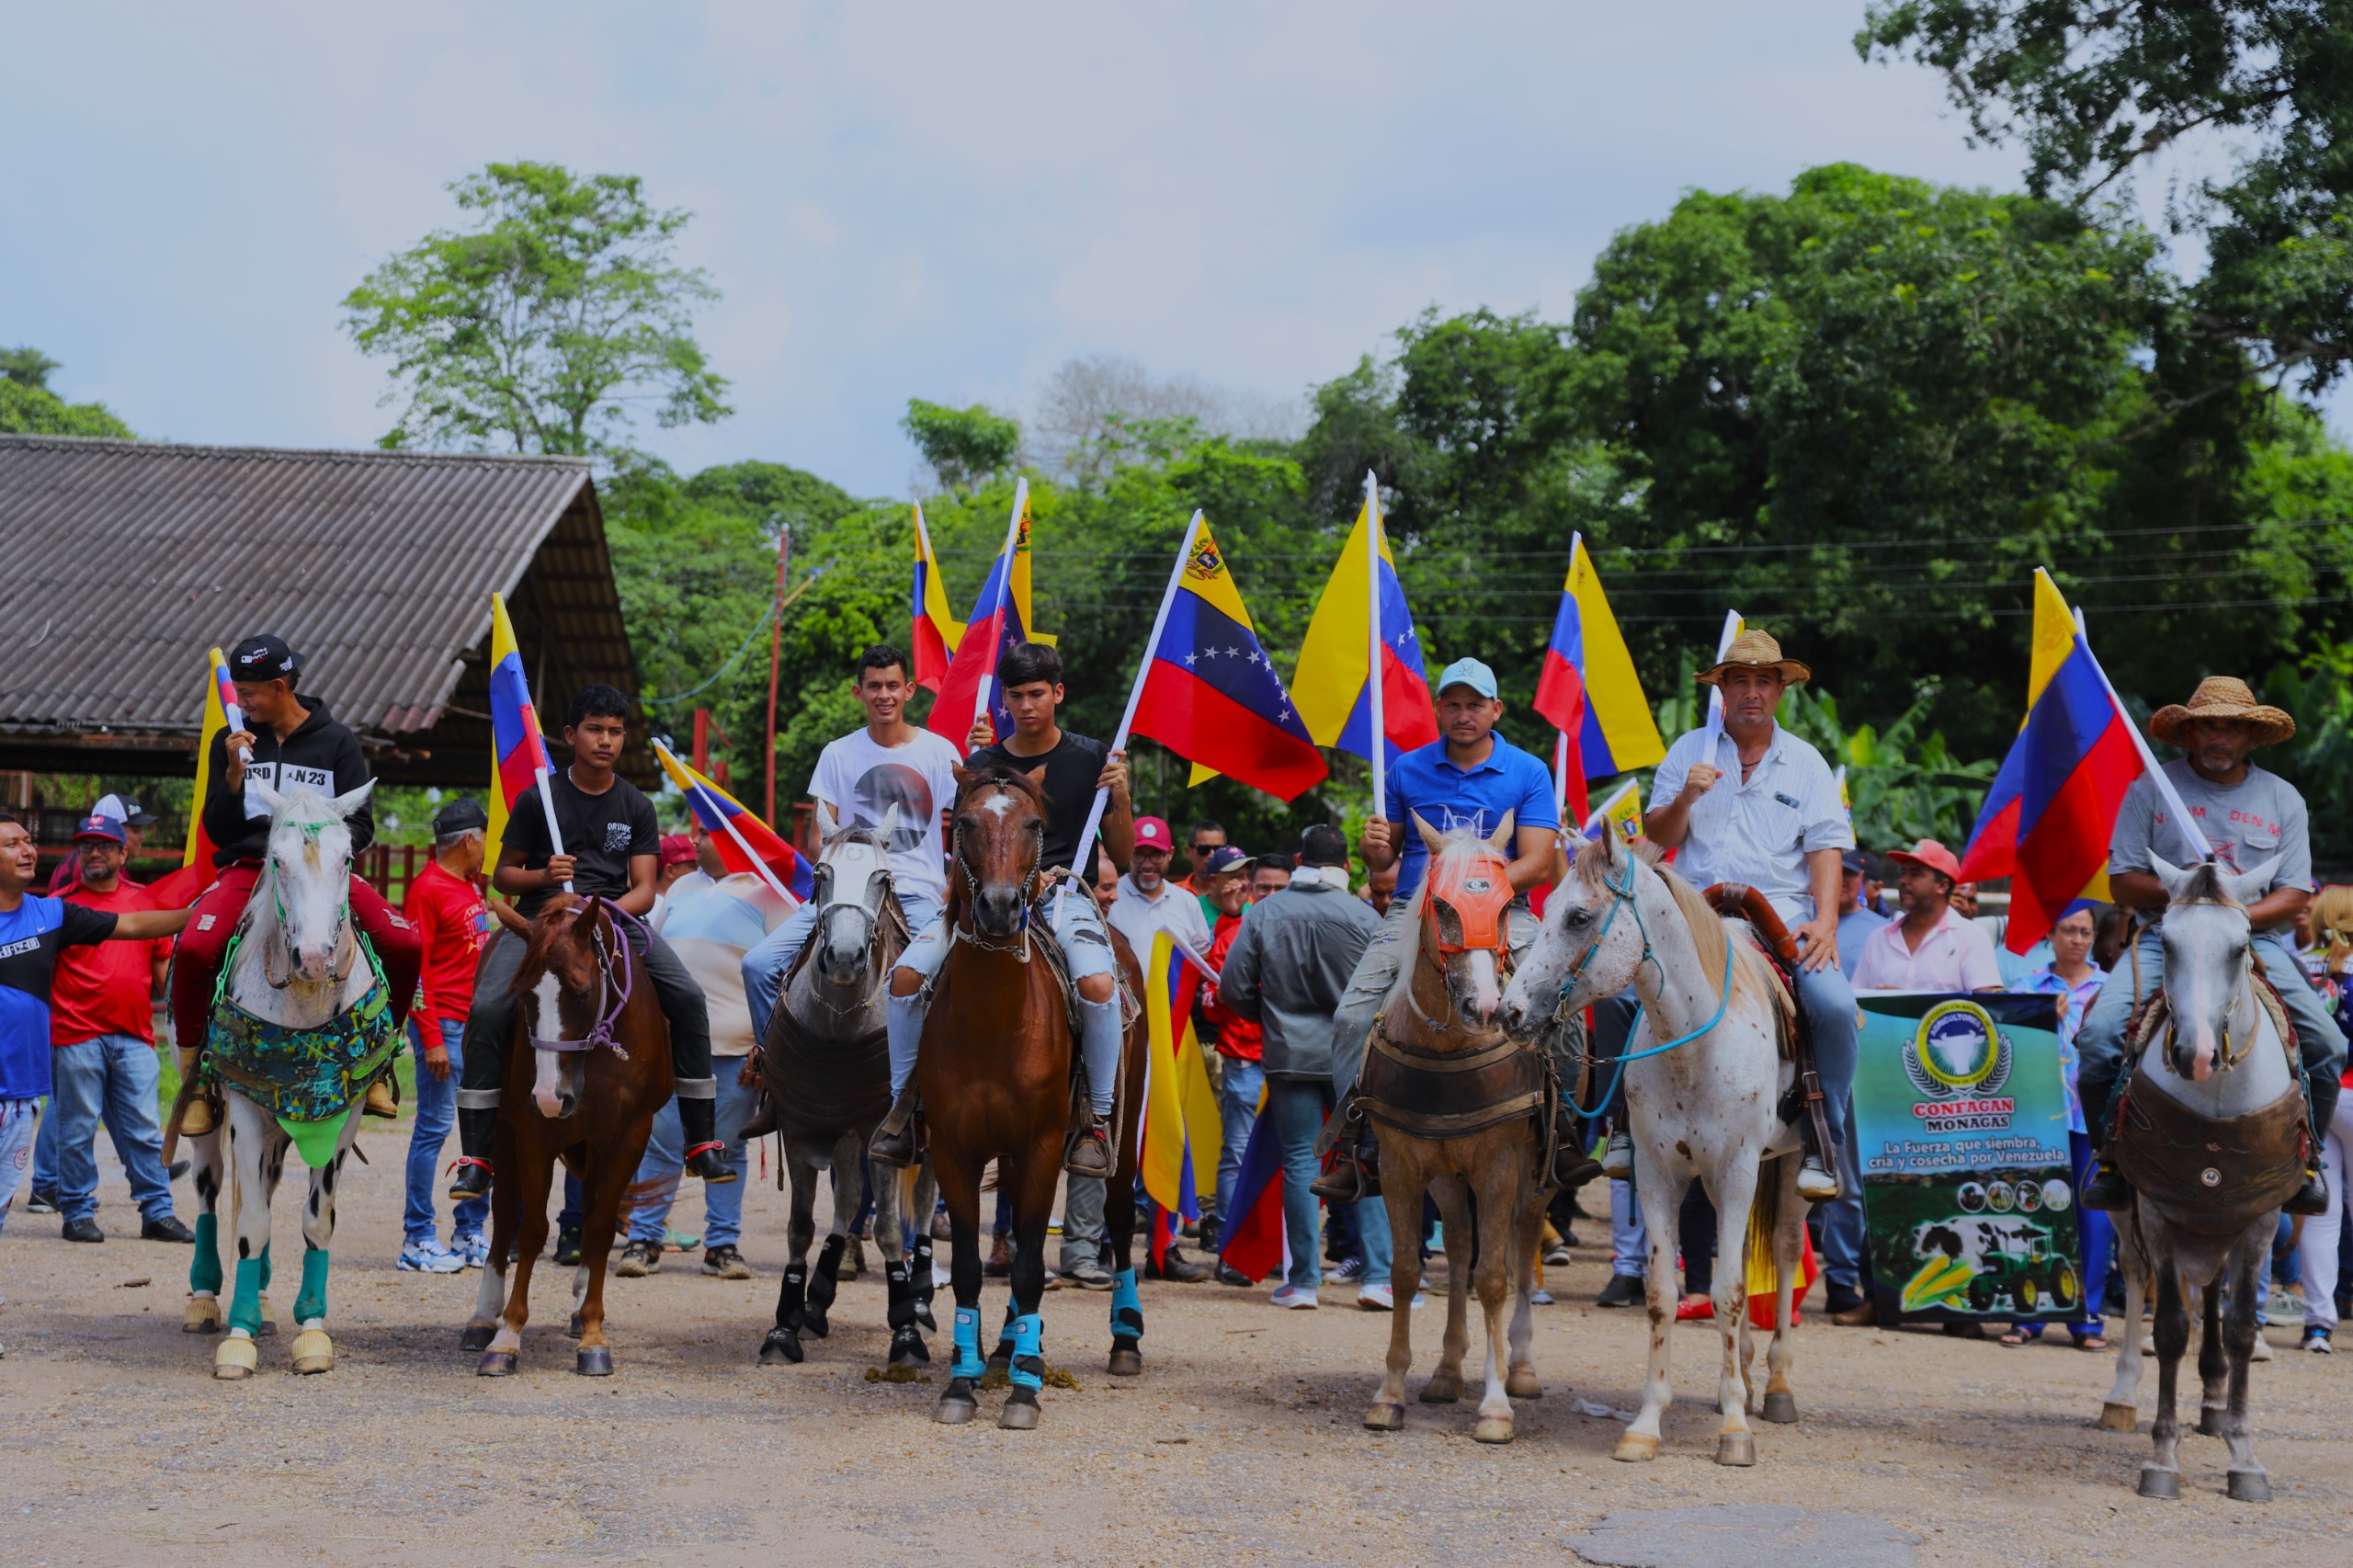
(765, 526), (792, 824)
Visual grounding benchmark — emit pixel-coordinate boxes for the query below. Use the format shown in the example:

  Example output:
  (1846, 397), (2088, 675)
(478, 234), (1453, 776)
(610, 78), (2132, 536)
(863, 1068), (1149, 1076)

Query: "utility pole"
(765, 524), (792, 824)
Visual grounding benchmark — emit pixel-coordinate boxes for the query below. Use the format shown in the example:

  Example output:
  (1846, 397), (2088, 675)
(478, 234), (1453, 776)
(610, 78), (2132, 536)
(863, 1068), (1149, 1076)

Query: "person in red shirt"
(395, 798), (514, 1273)
(1195, 845), (1262, 1279)
(47, 812), (191, 1244)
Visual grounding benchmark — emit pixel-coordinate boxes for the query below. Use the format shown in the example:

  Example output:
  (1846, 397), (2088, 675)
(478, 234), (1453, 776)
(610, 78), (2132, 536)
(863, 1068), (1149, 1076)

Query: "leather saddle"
(1357, 1025), (1549, 1142)
(1699, 882), (1830, 1158)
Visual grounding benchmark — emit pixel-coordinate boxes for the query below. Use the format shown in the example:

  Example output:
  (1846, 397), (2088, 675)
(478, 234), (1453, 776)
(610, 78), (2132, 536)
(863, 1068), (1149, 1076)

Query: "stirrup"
(1795, 1153), (1840, 1202)
(685, 1142), (737, 1184)
(447, 1155), (493, 1200)
(2080, 1163), (2132, 1212)
(2285, 1167), (2329, 1218)
(1600, 1131), (1632, 1179)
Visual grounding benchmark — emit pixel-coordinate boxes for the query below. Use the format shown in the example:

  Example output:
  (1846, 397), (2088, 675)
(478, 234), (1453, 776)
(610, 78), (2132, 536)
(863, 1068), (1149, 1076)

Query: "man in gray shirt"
(1217, 825), (1399, 1310)
(2078, 676), (2340, 1214)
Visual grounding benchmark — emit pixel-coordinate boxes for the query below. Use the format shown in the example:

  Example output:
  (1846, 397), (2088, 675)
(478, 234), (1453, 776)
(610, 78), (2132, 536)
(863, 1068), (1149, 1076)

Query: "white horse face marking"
(529, 971), (573, 1118)
(2151, 852), (2277, 1082)
(982, 790), (1013, 820)
(815, 834), (892, 983)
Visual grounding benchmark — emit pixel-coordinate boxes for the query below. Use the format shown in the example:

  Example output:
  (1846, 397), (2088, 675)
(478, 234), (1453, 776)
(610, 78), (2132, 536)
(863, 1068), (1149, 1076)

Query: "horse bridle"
(260, 824), (358, 991)
(949, 791), (1044, 960)
(813, 858), (889, 960)
(529, 904), (641, 1056)
(1551, 849), (1738, 1118)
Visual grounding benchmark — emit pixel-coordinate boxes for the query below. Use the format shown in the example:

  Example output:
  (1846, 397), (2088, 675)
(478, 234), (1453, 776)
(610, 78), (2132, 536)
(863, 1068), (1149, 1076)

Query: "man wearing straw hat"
(2077, 676), (2341, 1214)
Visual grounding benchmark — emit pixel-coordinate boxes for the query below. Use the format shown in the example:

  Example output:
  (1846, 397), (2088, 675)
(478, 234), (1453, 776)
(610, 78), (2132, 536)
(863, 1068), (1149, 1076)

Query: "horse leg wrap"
(777, 1265), (807, 1333)
(190, 1213), (223, 1296)
(1111, 1267), (1143, 1343)
(810, 1236), (844, 1314)
(228, 1257), (267, 1337)
(1011, 1312), (1046, 1392)
(885, 1261), (917, 1331)
(913, 1236), (936, 1300)
(951, 1306), (984, 1381)
(294, 1246), (330, 1324)
(991, 1300), (1018, 1364)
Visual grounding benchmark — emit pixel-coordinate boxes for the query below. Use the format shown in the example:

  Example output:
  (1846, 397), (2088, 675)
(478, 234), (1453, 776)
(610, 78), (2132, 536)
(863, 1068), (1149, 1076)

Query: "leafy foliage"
(0, 347), (133, 438)
(900, 399), (1022, 493)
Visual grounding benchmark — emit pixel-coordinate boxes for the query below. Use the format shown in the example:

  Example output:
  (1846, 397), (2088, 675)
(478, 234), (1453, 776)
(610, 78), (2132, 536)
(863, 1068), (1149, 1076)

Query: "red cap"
(1886, 839), (1962, 882)
(1132, 817), (1174, 853)
(658, 834), (698, 868)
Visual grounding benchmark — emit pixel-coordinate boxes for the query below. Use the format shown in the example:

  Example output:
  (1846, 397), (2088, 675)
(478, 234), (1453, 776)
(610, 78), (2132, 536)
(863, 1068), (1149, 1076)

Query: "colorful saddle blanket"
(208, 976), (399, 1124)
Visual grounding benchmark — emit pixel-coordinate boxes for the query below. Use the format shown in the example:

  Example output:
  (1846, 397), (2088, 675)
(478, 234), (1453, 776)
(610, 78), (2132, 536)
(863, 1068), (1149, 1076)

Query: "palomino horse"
(753, 816), (938, 1369)
(922, 767), (1148, 1429)
(460, 896), (671, 1377)
(1502, 829), (1806, 1466)
(2095, 855), (2302, 1503)
(179, 783), (399, 1380)
(1359, 815), (1550, 1444)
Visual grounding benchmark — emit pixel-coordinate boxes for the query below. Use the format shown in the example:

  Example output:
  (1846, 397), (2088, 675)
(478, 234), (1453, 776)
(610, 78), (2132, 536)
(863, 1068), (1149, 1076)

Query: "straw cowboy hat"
(2150, 676), (2295, 748)
(1694, 629), (1811, 687)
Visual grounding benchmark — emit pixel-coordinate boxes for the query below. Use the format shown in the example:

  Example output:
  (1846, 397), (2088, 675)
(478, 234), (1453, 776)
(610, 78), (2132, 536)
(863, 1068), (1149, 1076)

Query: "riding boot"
(176, 1043), (215, 1137)
(449, 1106), (498, 1201)
(677, 1093), (736, 1184)
(362, 1076), (399, 1119)
(2285, 1165), (2330, 1217)
(1551, 1109), (1604, 1190)
(1065, 1115), (1116, 1179)
(870, 1085), (920, 1169)
(2080, 1158), (2133, 1211)
(1310, 1108), (1379, 1202)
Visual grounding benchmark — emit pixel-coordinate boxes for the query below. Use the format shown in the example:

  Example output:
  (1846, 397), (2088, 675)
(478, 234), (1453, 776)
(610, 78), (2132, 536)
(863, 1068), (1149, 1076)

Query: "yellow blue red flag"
(909, 504), (965, 696)
(1534, 535), (1665, 820)
(485, 593), (553, 871)
(1293, 485), (1438, 762)
(1139, 931), (1220, 1263)
(653, 741), (810, 901)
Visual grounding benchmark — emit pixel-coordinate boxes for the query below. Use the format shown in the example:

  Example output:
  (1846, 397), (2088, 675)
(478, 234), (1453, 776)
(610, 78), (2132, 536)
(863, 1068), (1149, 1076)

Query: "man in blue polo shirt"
(1315, 657), (1566, 1200)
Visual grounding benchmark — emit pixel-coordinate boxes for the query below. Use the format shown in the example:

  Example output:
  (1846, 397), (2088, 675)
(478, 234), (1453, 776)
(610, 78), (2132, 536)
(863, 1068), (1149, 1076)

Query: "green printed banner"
(1853, 992), (2084, 1323)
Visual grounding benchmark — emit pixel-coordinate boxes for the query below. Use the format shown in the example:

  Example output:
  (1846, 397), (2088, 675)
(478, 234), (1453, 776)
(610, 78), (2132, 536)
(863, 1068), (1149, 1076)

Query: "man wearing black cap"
(167, 634), (424, 1136)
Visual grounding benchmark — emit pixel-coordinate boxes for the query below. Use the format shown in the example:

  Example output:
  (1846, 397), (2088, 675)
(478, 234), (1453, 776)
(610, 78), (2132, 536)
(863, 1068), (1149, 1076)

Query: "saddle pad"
(208, 977), (399, 1124)
(1357, 1027), (1546, 1141)
(764, 1012), (892, 1132)
(2111, 1078), (2308, 1237)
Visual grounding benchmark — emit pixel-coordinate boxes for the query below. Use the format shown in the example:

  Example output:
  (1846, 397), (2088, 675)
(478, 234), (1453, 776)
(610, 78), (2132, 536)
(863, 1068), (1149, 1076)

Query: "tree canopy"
(0, 347), (134, 438)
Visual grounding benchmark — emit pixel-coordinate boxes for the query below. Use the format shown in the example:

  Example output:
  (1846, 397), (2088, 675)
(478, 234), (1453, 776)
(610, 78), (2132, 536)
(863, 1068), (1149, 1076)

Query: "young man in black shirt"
(448, 684), (732, 1199)
(870, 642), (1135, 1176)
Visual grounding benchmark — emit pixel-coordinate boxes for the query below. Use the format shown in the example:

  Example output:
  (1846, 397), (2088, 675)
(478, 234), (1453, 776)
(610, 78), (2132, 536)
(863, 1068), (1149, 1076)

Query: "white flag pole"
(968, 477), (1029, 752)
(1365, 471), (1388, 822)
(653, 742), (795, 904)
(1701, 608), (1742, 746)
(532, 767), (572, 893)
(2073, 607), (2214, 861)
(1072, 512), (1199, 869)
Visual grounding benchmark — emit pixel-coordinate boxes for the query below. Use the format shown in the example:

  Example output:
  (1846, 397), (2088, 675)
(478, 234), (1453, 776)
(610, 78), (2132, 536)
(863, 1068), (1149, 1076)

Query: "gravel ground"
(3, 1133), (2347, 1567)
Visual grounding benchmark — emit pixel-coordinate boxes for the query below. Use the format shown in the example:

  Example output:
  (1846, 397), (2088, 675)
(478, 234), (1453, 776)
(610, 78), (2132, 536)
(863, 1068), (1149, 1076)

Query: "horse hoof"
(999, 1390), (1040, 1430)
(935, 1383), (979, 1425)
(575, 1346), (613, 1377)
(1506, 1367), (1542, 1400)
(2226, 1467), (2271, 1504)
(290, 1329), (335, 1375)
(2136, 1466), (2181, 1500)
(566, 1313), (584, 1341)
(1472, 1415), (1515, 1445)
(2198, 1405), (2227, 1438)
(1420, 1376), (1461, 1405)
(1612, 1432), (1660, 1463)
(1760, 1392), (1801, 1425)
(477, 1350), (518, 1378)
(183, 1298), (221, 1335)
(1716, 1432), (1756, 1466)
(1364, 1401), (1404, 1432)
(2096, 1403), (2139, 1433)
(890, 1329), (931, 1369)
(459, 1323), (496, 1354)
(759, 1327), (805, 1366)
(803, 1308), (830, 1341)
(1107, 1346), (1142, 1379)
(213, 1337), (258, 1381)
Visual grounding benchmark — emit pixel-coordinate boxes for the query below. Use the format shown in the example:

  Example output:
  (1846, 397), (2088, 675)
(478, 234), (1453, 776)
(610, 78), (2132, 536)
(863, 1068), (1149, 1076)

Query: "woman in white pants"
(2295, 887), (2353, 1352)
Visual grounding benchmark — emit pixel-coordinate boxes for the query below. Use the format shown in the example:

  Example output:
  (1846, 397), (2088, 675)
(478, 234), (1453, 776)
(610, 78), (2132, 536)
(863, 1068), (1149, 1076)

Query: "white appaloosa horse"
(181, 783), (397, 1380)
(2095, 855), (2302, 1503)
(1502, 829), (1807, 1466)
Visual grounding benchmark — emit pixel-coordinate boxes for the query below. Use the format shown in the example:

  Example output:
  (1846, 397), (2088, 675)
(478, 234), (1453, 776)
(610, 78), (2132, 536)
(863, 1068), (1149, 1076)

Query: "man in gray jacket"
(1216, 825), (1400, 1311)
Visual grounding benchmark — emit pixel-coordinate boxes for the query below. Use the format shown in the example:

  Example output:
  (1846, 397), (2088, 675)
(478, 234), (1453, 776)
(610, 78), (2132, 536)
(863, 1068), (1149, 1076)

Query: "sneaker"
(614, 1238), (664, 1278)
(1601, 1132), (1632, 1179)
(1530, 1288), (1555, 1305)
(1542, 1240), (1574, 1267)
(1356, 1283), (1395, 1312)
(701, 1244), (752, 1280)
(1595, 1271), (1646, 1309)
(1269, 1284), (1320, 1311)
(453, 1233), (490, 1269)
(62, 1217), (104, 1244)
(2302, 1327), (2333, 1354)
(660, 1226), (700, 1253)
(1795, 1153), (1840, 1203)
(142, 1215), (197, 1244)
(24, 1187), (58, 1215)
(2250, 1333), (2274, 1363)
(1329, 1256), (1366, 1284)
(1062, 1259), (1116, 1291)
(1216, 1262), (1253, 1287)
(553, 1224), (583, 1267)
(397, 1238), (466, 1275)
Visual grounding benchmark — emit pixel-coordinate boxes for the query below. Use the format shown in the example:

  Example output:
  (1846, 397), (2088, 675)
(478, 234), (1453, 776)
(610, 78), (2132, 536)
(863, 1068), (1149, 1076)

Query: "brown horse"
(460, 896), (671, 1378)
(921, 767), (1148, 1429)
(1360, 815), (1549, 1444)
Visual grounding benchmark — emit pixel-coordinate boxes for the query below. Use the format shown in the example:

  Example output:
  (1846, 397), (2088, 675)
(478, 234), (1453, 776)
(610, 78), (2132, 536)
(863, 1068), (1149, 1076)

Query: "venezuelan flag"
(145, 649), (240, 905)
(1533, 536), (1665, 821)
(909, 504), (964, 695)
(654, 740), (810, 901)
(925, 482), (1042, 749)
(1293, 480), (1438, 762)
(1958, 569), (2143, 953)
(1128, 516), (1327, 802)
(1139, 931), (1220, 1263)
(1215, 1085), (1285, 1284)
(485, 593), (553, 870)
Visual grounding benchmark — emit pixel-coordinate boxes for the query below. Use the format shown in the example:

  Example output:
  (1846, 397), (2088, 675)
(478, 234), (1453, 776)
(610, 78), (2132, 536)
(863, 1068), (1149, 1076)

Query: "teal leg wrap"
(294, 1246), (330, 1324)
(1111, 1267), (1142, 1343)
(1011, 1312), (1045, 1392)
(228, 1257), (265, 1336)
(190, 1214), (223, 1296)
(951, 1307), (983, 1381)
(259, 1241), (274, 1293)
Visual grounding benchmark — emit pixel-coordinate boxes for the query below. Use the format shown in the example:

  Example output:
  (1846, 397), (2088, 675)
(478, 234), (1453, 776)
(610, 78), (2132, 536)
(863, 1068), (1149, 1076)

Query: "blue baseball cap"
(1202, 846), (1254, 876)
(1436, 657), (1497, 699)
(72, 812), (126, 845)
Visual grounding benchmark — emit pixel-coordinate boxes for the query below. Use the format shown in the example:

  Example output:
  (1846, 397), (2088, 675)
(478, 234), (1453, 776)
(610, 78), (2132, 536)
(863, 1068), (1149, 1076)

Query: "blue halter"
(1556, 855), (1738, 1119)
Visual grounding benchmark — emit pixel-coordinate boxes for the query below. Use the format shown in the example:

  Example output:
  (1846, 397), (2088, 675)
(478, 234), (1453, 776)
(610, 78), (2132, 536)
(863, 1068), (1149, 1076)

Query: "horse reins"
(948, 789), (1044, 963)
(529, 903), (642, 1055)
(1553, 854), (1739, 1119)
(260, 824), (358, 991)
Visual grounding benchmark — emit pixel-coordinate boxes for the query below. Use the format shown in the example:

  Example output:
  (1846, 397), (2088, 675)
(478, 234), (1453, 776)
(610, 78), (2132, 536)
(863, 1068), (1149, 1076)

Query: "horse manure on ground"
(979, 1365), (1079, 1391)
(864, 1365), (932, 1384)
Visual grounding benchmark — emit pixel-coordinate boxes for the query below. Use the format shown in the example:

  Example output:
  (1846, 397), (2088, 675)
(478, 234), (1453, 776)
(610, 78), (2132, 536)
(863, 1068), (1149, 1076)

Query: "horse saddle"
(1700, 883), (1800, 1062)
(207, 974), (400, 1123)
(2111, 1076), (2309, 1238)
(750, 892), (912, 1137)
(1357, 1027), (1547, 1142)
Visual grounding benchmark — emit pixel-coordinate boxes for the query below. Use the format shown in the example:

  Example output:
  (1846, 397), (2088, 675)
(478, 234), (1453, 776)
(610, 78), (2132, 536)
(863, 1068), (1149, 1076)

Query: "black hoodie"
(199, 697), (376, 866)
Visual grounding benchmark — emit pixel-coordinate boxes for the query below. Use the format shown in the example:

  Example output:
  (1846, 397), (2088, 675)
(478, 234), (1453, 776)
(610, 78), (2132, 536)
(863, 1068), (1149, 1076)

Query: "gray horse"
(752, 820), (937, 1368)
(2098, 853), (2302, 1504)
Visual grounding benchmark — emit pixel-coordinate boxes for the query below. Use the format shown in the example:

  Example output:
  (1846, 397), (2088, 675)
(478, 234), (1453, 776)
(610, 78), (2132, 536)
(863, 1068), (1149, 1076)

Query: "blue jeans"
(744, 889), (942, 1044)
(404, 1019), (487, 1245)
(1268, 1076), (1391, 1290)
(0, 1097), (38, 1233)
(50, 1033), (176, 1224)
(31, 1093), (57, 1193)
(1213, 1057), (1265, 1227)
(1818, 1099), (1868, 1296)
(625, 1067), (759, 1249)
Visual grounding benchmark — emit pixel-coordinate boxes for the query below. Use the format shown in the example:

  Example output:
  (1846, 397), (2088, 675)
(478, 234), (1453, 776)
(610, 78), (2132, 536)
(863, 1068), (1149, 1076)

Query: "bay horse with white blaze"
(1503, 827), (1808, 1466)
(921, 767), (1148, 1429)
(460, 895), (671, 1377)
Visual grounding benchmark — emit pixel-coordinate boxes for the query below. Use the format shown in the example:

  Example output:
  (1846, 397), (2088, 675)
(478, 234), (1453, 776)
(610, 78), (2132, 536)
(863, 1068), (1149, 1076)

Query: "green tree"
(0, 347), (134, 438)
(900, 399), (1022, 493)
(1, 347), (61, 390)
(342, 162), (730, 457)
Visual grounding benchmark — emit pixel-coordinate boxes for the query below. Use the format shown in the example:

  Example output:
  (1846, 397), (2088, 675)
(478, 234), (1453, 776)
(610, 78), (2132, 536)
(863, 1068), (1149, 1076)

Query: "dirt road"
(3, 1137), (2347, 1567)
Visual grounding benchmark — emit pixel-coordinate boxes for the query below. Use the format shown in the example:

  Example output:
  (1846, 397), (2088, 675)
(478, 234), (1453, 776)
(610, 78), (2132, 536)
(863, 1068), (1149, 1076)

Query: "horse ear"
(876, 801), (903, 844)
(951, 765), (972, 790)
(1411, 812), (1444, 855)
(2148, 852), (2198, 903)
(2222, 854), (2282, 908)
(249, 779), (287, 819)
(1486, 809), (1516, 853)
(330, 778), (375, 820)
(1025, 765), (1049, 790)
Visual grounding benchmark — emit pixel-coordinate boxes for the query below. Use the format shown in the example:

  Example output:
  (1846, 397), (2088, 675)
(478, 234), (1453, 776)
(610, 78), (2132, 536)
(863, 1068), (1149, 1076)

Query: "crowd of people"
(5, 628), (2349, 1363)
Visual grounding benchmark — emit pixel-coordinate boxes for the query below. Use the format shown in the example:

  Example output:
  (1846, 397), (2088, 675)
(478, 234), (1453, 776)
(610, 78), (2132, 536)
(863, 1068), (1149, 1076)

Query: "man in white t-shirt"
(742, 643), (962, 1041)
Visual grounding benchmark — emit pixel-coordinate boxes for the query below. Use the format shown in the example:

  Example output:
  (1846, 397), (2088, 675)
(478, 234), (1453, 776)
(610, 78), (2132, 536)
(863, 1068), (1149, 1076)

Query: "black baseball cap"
(229, 634), (303, 682)
(433, 797), (490, 836)
(1840, 848), (1870, 877)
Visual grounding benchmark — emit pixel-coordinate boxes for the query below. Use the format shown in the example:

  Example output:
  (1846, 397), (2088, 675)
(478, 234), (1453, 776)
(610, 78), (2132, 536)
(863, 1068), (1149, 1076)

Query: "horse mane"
(1571, 835), (1762, 1011)
(956, 767), (1047, 812)
(2173, 861), (2235, 906)
(511, 893), (595, 991)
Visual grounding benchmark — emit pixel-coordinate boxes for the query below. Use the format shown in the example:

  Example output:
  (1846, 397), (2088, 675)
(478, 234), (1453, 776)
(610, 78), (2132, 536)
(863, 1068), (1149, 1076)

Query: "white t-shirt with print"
(808, 726), (962, 906)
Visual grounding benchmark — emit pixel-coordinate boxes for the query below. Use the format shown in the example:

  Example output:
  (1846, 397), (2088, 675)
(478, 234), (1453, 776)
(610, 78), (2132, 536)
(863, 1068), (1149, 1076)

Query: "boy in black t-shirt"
(448, 685), (733, 1200)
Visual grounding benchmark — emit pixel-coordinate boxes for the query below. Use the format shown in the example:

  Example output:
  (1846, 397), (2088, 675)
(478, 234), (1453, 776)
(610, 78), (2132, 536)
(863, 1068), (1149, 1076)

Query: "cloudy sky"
(10, 2), (2278, 496)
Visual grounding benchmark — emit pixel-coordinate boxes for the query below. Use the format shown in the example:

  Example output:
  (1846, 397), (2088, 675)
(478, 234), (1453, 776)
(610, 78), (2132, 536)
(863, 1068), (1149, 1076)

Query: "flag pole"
(2073, 608), (2215, 861)
(1365, 472), (1388, 822)
(654, 742), (796, 903)
(1702, 608), (1741, 746)
(1073, 511), (1199, 871)
(970, 479), (1029, 750)
(1552, 530), (1583, 812)
(532, 767), (572, 893)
